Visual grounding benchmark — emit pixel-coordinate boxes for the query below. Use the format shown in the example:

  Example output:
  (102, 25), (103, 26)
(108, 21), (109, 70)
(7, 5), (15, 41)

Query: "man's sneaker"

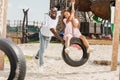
(65, 48), (70, 54)
(39, 66), (44, 73)
(35, 55), (39, 59)
(39, 65), (46, 73)
(87, 47), (94, 53)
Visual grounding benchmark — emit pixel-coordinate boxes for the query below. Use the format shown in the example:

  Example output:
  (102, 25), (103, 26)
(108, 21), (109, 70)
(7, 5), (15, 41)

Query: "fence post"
(0, 0), (8, 70)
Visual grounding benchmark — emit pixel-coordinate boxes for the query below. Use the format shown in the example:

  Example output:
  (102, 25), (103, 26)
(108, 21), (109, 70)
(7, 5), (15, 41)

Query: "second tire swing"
(0, 38), (26, 80)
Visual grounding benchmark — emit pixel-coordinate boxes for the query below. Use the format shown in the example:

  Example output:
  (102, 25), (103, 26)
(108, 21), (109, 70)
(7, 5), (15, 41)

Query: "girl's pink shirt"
(63, 18), (81, 40)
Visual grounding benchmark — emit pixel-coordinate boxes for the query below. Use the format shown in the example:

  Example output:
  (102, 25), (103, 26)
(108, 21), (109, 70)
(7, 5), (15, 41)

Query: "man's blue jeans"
(39, 32), (51, 66)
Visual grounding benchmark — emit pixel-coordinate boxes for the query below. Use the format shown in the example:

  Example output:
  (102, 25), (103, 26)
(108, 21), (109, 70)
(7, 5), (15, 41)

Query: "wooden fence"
(7, 20), (40, 44)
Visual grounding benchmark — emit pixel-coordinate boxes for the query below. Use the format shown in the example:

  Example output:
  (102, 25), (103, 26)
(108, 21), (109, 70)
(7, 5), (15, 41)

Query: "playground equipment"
(74, 0), (113, 20)
(51, 0), (115, 39)
(62, 0), (90, 67)
(0, 38), (26, 80)
(62, 37), (89, 67)
(51, 0), (115, 20)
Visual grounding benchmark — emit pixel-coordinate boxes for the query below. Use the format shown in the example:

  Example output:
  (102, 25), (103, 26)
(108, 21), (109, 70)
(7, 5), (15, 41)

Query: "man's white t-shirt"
(41, 11), (61, 37)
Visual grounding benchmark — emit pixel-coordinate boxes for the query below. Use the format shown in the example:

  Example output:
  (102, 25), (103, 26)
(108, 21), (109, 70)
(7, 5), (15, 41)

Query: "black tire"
(0, 38), (26, 80)
(62, 37), (89, 67)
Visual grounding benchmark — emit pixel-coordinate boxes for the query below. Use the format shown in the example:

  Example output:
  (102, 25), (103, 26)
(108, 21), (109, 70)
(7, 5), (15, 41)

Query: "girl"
(63, 9), (94, 54)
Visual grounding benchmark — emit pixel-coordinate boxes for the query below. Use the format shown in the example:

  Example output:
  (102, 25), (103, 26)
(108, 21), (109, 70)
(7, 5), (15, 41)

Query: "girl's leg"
(80, 35), (89, 48)
(80, 35), (94, 53)
(65, 36), (71, 48)
(65, 36), (72, 54)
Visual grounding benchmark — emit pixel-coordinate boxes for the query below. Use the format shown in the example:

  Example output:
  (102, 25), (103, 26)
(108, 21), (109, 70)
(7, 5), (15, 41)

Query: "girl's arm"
(66, 10), (74, 23)
(70, 0), (79, 28)
(71, 17), (79, 28)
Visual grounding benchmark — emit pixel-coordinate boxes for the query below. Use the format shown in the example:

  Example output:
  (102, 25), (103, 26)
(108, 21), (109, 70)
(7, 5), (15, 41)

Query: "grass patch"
(25, 56), (33, 60)
(4, 55), (33, 62)
(28, 40), (39, 43)
(4, 56), (9, 61)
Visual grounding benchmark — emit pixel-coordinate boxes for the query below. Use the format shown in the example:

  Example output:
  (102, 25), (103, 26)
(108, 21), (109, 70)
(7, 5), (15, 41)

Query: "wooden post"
(0, 0), (8, 70)
(21, 9), (29, 43)
(111, 0), (120, 71)
(0, 51), (4, 70)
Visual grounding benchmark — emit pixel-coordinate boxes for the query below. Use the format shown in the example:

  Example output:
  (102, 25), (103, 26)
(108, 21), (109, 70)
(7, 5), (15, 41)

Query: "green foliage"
(28, 40), (39, 43)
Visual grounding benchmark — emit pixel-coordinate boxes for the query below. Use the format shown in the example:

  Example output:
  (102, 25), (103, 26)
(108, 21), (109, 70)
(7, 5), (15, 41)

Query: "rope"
(71, 0), (75, 37)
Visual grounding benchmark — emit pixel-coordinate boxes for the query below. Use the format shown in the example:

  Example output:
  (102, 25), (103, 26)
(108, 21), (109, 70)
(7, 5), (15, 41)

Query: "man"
(34, 7), (64, 71)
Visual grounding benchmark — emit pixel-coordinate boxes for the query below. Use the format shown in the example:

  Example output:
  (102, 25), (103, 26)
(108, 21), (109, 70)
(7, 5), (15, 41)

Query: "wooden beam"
(3, 0), (8, 37)
(111, 0), (120, 71)
(0, 51), (4, 70)
(0, 0), (8, 37)
(0, 0), (8, 70)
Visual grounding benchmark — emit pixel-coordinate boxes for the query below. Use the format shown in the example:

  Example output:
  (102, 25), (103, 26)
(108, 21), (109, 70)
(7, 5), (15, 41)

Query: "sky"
(7, 0), (50, 22)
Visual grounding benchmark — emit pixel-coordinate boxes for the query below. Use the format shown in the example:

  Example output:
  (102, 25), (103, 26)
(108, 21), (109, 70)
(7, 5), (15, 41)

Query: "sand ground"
(0, 43), (120, 80)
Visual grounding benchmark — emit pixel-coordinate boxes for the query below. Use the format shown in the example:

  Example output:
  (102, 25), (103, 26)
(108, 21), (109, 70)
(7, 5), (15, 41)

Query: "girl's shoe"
(65, 48), (70, 54)
(87, 47), (94, 53)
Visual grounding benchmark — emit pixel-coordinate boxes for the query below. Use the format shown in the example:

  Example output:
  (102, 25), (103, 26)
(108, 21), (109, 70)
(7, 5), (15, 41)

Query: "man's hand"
(50, 28), (65, 45)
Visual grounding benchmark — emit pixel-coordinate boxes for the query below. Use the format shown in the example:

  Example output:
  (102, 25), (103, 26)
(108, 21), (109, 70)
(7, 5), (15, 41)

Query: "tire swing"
(62, 37), (89, 67)
(0, 38), (26, 80)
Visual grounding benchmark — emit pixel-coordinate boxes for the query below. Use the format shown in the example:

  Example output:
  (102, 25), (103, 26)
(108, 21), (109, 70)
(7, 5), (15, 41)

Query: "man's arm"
(50, 28), (64, 44)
